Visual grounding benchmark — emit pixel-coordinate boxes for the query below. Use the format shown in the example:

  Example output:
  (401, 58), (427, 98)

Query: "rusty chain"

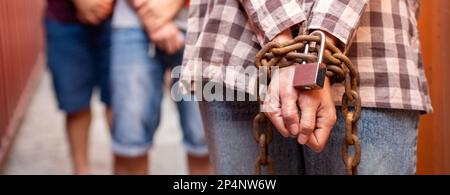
(253, 113), (274, 175)
(255, 34), (361, 175)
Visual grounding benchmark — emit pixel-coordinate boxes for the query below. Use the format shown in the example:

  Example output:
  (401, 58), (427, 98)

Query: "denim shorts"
(200, 99), (420, 175)
(45, 18), (111, 114)
(111, 28), (208, 157)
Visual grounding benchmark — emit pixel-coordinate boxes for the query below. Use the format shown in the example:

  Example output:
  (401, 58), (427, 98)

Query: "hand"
(129, 0), (184, 33)
(149, 22), (185, 55)
(297, 77), (336, 152)
(73, 0), (114, 25)
(263, 30), (337, 152)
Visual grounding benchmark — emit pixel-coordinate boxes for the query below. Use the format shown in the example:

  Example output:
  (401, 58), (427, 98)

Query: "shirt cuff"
(245, 0), (307, 45)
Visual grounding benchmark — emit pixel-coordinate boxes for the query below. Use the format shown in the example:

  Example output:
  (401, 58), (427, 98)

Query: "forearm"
(239, 0), (306, 46)
(307, 0), (368, 49)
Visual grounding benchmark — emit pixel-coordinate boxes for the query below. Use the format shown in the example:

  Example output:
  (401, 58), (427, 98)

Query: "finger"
(279, 68), (300, 137)
(280, 96), (300, 137)
(99, 0), (113, 10)
(262, 68), (291, 138)
(165, 38), (176, 54)
(98, 2), (113, 17)
(155, 39), (166, 52)
(297, 96), (319, 144)
(100, 0), (114, 14)
(305, 107), (336, 152)
(263, 93), (290, 138)
(174, 38), (183, 53)
(81, 5), (101, 24)
(151, 19), (168, 33)
(264, 107), (290, 138)
(174, 39), (183, 53)
(95, 9), (110, 22)
(159, 28), (175, 54)
(130, 0), (146, 8)
(137, 1), (152, 16)
(85, 13), (101, 25)
(149, 29), (165, 51)
(305, 122), (332, 153)
(146, 0), (158, 14)
(173, 31), (185, 52)
(149, 25), (164, 42)
(145, 20), (158, 37)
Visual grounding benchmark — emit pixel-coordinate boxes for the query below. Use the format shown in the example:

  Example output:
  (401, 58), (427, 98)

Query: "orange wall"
(0, 0), (45, 168)
(417, 0), (450, 174)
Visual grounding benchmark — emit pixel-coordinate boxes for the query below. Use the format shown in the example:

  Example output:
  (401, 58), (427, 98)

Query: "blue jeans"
(200, 100), (420, 175)
(200, 100), (303, 175)
(111, 28), (207, 157)
(46, 18), (111, 113)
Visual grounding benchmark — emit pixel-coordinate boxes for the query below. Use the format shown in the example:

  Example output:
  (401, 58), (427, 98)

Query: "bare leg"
(66, 108), (92, 175)
(114, 154), (149, 175)
(188, 154), (213, 175)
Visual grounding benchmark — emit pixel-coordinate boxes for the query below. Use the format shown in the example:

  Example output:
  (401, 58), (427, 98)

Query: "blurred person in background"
(45, 0), (114, 174)
(110, 0), (211, 175)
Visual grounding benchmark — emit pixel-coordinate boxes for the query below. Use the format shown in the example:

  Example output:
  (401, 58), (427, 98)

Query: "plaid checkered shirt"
(181, 0), (432, 113)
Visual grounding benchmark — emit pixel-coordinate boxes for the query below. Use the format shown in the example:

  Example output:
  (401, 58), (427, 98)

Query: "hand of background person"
(149, 22), (185, 55)
(73, 0), (114, 25)
(262, 29), (338, 153)
(128, 0), (184, 33)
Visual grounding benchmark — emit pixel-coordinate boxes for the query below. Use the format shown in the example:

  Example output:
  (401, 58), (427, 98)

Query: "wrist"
(272, 29), (294, 44)
(311, 30), (342, 50)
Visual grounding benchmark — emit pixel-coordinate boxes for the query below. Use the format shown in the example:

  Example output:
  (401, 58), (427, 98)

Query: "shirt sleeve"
(307, 0), (368, 47)
(239, 0), (306, 45)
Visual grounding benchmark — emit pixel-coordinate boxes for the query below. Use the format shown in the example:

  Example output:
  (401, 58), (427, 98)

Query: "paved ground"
(3, 71), (189, 175)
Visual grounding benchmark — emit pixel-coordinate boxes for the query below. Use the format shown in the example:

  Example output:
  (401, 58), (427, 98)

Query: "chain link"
(255, 34), (362, 175)
(253, 113), (274, 175)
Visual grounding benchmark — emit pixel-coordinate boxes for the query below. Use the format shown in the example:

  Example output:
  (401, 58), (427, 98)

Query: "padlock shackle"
(309, 30), (326, 64)
(302, 43), (310, 64)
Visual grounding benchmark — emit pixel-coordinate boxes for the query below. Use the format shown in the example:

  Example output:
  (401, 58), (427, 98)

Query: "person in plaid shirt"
(181, 0), (432, 174)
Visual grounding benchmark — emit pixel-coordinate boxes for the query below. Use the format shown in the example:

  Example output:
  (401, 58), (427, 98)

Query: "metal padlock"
(293, 31), (327, 90)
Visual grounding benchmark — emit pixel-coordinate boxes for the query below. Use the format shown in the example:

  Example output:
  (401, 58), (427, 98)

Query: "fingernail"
(298, 134), (308, 145)
(289, 124), (299, 135)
